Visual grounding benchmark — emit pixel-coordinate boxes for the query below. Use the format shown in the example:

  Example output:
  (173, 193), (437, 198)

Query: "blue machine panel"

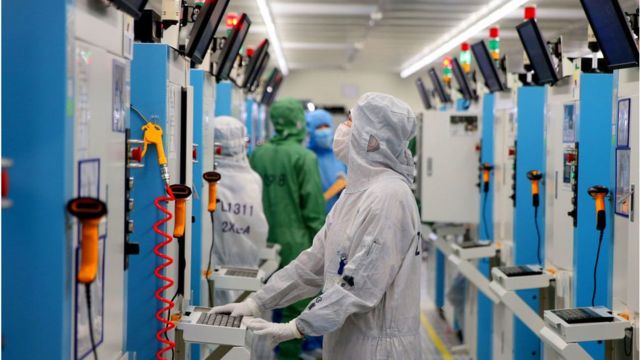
(574, 73), (615, 358)
(2, 1), (74, 358)
(127, 43), (176, 360)
(477, 93), (495, 360)
(513, 86), (546, 360)
(215, 81), (233, 117)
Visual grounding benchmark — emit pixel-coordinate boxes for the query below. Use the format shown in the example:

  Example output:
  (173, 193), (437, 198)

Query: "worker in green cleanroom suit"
(250, 97), (326, 359)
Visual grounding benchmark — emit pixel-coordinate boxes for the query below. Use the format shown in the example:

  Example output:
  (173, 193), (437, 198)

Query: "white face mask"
(333, 122), (352, 164)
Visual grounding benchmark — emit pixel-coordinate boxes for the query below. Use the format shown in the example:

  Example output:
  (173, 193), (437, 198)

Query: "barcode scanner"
(479, 163), (494, 193)
(203, 171), (222, 213)
(527, 170), (543, 208)
(67, 198), (108, 284)
(169, 184), (192, 238)
(588, 185), (608, 231)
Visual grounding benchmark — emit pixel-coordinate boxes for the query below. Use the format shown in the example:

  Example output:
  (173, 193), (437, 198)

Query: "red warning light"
(489, 26), (500, 39)
(524, 5), (536, 20)
(226, 13), (240, 28)
(247, 47), (255, 57)
(461, 42), (470, 51)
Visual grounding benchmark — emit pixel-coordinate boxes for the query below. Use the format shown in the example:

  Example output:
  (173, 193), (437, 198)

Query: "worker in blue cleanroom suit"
(211, 93), (423, 360)
(306, 109), (348, 213)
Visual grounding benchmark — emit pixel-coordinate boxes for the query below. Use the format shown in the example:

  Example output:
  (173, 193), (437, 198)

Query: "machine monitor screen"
(215, 13), (251, 81)
(242, 39), (270, 89)
(415, 78), (433, 110)
(428, 67), (451, 104)
(249, 52), (270, 92)
(579, 0), (639, 69)
(260, 68), (283, 106)
(471, 41), (505, 92)
(516, 19), (559, 85)
(452, 58), (474, 101)
(110, 0), (149, 19)
(185, 0), (231, 65)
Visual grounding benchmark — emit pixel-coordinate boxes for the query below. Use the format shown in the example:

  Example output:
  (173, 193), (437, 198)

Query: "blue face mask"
(314, 128), (333, 149)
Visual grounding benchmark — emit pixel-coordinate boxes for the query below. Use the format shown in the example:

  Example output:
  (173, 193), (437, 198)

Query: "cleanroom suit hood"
(252, 93), (423, 359)
(211, 116), (268, 303)
(306, 109), (347, 212)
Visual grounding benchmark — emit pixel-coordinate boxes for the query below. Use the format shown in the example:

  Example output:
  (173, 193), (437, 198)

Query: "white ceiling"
(218, 0), (637, 75)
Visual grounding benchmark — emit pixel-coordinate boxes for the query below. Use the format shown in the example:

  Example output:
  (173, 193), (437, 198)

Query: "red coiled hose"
(153, 184), (176, 359)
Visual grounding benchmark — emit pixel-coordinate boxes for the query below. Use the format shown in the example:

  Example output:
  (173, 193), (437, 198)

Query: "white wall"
(279, 69), (424, 115)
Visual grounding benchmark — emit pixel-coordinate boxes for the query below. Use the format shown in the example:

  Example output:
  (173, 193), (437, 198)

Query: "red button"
(193, 146), (198, 160)
(131, 147), (143, 162)
(2, 169), (8, 198)
(566, 153), (575, 162)
(508, 147), (516, 156)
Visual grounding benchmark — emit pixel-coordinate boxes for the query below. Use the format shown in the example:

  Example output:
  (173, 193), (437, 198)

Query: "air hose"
(153, 184), (176, 359)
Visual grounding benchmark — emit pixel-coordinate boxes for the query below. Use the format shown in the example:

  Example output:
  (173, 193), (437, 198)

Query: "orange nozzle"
(67, 198), (107, 284)
(170, 184), (192, 238)
(203, 171), (222, 213)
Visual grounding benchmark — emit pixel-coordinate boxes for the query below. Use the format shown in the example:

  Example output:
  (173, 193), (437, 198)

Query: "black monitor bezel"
(249, 52), (270, 93)
(110, 0), (149, 19)
(415, 78), (433, 110)
(451, 57), (475, 101)
(516, 19), (559, 85)
(470, 41), (506, 92)
(215, 13), (252, 82)
(242, 39), (270, 89)
(185, 0), (231, 65)
(579, 0), (639, 70)
(428, 67), (451, 104)
(260, 68), (282, 105)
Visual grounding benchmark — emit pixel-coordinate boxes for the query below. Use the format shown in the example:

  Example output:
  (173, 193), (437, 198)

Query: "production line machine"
(418, 1), (639, 359)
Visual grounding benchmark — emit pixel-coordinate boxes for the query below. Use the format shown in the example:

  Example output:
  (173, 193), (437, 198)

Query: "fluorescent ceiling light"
(283, 42), (349, 50)
(400, 0), (530, 78)
(271, 3), (377, 16)
(256, 0), (289, 75)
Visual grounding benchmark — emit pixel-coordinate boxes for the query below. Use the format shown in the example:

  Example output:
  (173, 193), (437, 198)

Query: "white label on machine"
(167, 84), (179, 160)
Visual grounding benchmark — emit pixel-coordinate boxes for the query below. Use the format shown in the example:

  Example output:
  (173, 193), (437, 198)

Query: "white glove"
(208, 298), (261, 317)
(245, 318), (303, 348)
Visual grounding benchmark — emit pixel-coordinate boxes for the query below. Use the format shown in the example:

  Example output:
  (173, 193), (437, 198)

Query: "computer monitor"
(471, 41), (505, 92)
(185, 0), (231, 65)
(242, 39), (270, 89)
(516, 19), (559, 85)
(110, 0), (148, 19)
(260, 68), (283, 106)
(428, 68), (451, 104)
(452, 58), (475, 101)
(415, 78), (433, 110)
(215, 13), (251, 81)
(579, 0), (639, 69)
(248, 52), (270, 92)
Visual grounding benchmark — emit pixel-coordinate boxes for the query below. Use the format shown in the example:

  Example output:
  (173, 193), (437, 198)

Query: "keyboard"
(459, 241), (491, 249)
(197, 313), (244, 328)
(499, 266), (543, 277)
(554, 308), (614, 324)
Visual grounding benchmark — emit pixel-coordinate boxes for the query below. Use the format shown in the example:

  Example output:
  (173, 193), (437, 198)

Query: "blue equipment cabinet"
(127, 43), (193, 360)
(573, 73), (615, 358)
(513, 85), (547, 360)
(477, 93), (495, 360)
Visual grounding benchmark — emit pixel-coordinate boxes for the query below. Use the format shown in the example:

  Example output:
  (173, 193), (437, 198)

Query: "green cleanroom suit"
(250, 97), (326, 359)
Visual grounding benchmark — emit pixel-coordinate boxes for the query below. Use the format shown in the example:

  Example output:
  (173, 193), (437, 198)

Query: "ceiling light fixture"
(256, 0), (289, 75)
(400, 0), (530, 78)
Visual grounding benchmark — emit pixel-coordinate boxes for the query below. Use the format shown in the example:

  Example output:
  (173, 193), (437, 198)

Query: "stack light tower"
(443, 56), (453, 85)
(460, 42), (472, 73)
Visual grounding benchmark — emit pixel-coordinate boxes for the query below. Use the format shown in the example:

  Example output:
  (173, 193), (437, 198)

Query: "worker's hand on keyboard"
(245, 318), (302, 348)
(209, 298), (261, 317)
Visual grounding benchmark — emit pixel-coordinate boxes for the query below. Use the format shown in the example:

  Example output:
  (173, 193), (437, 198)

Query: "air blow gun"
(141, 122), (170, 185)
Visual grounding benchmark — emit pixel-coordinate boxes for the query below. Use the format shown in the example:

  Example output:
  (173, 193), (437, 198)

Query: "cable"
(130, 105), (150, 124)
(624, 328), (633, 356)
(534, 206), (542, 265)
(153, 184), (176, 359)
(591, 229), (605, 307)
(207, 211), (215, 307)
(85, 283), (99, 360)
(482, 192), (490, 240)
